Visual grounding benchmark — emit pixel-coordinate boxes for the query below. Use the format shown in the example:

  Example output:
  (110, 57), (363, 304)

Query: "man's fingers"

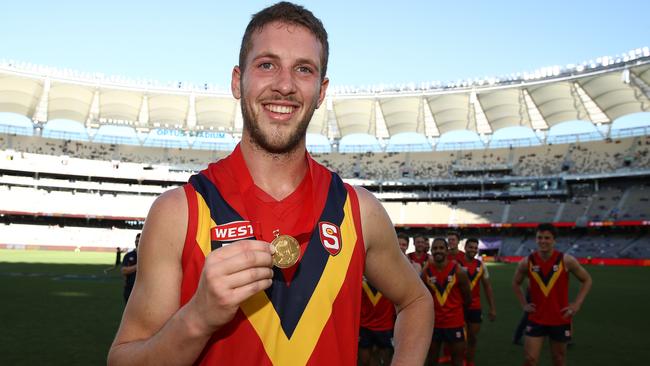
(230, 278), (274, 302)
(210, 240), (273, 260)
(227, 267), (274, 289)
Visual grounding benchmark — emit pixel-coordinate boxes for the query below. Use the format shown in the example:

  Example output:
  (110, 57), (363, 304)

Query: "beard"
(241, 91), (319, 155)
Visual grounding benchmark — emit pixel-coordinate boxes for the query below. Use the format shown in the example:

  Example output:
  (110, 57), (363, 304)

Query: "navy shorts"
(432, 327), (466, 343)
(359, 327), (394, 349)
(465, 308), (483, 324)
(525, 320), (571, 342)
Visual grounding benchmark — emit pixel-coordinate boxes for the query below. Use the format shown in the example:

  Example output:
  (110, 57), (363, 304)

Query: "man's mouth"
(265, 104), (295, 114)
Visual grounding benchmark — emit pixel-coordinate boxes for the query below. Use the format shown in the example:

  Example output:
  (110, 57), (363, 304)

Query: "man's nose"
(272, 67), (297, 95)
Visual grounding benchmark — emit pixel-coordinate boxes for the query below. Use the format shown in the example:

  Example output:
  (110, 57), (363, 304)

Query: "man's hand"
(488, 308), (497, 321)
(523, 303), (536, 313)
(561, 302), (580, 318)
(186, 240), (275, 335)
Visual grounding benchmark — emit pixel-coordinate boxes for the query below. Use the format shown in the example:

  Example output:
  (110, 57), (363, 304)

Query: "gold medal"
(271, 234), (300, 268)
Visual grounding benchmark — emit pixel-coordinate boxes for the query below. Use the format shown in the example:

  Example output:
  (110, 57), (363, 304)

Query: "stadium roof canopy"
(1, 49), (649, 147)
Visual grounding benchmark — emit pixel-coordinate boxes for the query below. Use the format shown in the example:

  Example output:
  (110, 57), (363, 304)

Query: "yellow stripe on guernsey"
(428, 274), (456, 306)
(195, 191), (215, 257)
(469, 264), (484, 290)
(362, 281), (383, 306)
(529, 260), (564, 297)
(241, 196), (357, 366)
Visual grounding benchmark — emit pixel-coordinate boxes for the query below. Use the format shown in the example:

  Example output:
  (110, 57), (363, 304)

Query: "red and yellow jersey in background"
(527, 250), (570, 326)
(422, 261), (465, 328)
(360, 280), (396, 331)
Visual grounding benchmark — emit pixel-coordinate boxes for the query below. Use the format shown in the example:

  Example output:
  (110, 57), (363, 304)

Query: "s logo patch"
(319, 221), (341, 256)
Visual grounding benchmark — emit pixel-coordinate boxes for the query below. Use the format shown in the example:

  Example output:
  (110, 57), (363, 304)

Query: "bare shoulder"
(352, 186), (390, 249)
(352, 185), (383, 213)
(563, 253), (584, 271)
(513, 257), (528, 277)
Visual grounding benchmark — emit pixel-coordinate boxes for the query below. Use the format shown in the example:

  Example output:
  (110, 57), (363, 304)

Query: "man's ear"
(231, 66), (242, 99)
(317, 77), (329, 108)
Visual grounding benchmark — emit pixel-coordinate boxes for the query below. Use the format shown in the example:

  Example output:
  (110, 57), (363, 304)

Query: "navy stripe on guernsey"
(529, 252), (564, 286)
(188, 171), (348, 339)
(426, 265), (456, 294)
(189, 173), (246, 250)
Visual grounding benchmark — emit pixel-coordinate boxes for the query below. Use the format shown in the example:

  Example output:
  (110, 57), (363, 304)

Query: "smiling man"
(107, 2), (432, 365)
(512, 223), (592, 366)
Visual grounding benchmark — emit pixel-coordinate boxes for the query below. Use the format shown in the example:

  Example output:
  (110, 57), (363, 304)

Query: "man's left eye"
(297, 66), (312, 73)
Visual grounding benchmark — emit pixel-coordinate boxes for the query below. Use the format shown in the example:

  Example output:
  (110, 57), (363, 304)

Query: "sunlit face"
(447, 234), (459, 251)
(414, 236), (429, 253)
(535, 230), (556, 254)
(232, 21), (329, 155)
(431, 240), (447, 263)
(398, 237), (409, 254)
(465, 241), (478, 259)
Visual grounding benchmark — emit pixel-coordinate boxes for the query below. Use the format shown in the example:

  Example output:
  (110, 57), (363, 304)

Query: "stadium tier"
(1, 49), (649, 257)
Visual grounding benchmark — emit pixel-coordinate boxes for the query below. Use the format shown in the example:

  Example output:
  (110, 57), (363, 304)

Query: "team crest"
(319, 221), (342, 256)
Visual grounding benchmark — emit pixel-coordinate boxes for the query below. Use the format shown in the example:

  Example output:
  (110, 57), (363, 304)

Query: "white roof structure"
(1, 50), (649, 141)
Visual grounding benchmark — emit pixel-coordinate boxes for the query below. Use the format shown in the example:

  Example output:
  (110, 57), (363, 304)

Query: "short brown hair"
(239, 2), (329, 80)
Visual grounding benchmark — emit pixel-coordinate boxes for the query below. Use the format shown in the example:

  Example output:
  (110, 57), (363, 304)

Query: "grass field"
(1, 248), (647, 365)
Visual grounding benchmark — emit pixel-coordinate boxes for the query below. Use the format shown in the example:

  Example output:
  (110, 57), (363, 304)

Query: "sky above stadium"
(1, 0), (649, 91)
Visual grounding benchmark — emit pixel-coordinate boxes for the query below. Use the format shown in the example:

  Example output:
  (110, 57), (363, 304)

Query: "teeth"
(266, 104), (294, 114)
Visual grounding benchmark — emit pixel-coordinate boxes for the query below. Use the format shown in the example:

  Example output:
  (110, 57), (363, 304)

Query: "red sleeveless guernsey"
(360, 279), (396, 332)
(458, 256), (484, 310)
(407, 252), (429, 265)
(422, 261), (465, 328)
(527, 250), (570, 326)
(181, 145), (365, 365)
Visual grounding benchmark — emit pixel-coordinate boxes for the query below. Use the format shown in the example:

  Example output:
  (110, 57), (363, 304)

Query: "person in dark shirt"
(121, 233), (140, 303)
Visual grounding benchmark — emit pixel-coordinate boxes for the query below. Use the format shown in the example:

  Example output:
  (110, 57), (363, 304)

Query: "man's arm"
(562, 254), (592, 318)
(120, 262), (137, 276)
(356, 187), (433, 366)
(455, 265), (472, 307)
(108, 188), (275, 365)
(480, 269), (496, 321)
(512, 259), (535, 313)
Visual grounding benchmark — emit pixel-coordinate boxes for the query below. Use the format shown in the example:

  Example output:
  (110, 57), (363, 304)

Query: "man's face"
(535, 230), (556, 253)
(431, 240), (447, 264)
(232, 21), (329, 154)
(414, 236), (429, 253)
(465, 241), (478, 259)
(398, 237), (409, 254)
(447, 235), (459, 251)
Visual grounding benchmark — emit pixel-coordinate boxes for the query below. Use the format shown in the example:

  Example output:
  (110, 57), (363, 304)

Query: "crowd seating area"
(499, 231), (648, 259)
(0, 185), (155, 218)
(1, 224), (140, 250)
(3, 134), (650, 181)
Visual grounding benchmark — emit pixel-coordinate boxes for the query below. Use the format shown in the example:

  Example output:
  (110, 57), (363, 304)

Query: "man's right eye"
(259, 62), (273, 70)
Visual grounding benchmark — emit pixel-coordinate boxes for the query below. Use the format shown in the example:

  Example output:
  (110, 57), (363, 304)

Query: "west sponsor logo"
(211, 221), (255, 242)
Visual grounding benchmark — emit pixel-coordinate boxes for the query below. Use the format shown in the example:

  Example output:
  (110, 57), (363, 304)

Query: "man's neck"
(538, 249), (553, 261)
(240, 139), (308, 201)
(434, 259), (448, 270)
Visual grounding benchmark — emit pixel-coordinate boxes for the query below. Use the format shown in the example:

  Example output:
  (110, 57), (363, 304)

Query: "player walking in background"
(423, 238), (471, 366)
(512, 223), (592, 366)
(108, 3), (433, 365)
(120, 233), (140, 303)
(459, 237), (496, 366)
(358, 277), (395, 366)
